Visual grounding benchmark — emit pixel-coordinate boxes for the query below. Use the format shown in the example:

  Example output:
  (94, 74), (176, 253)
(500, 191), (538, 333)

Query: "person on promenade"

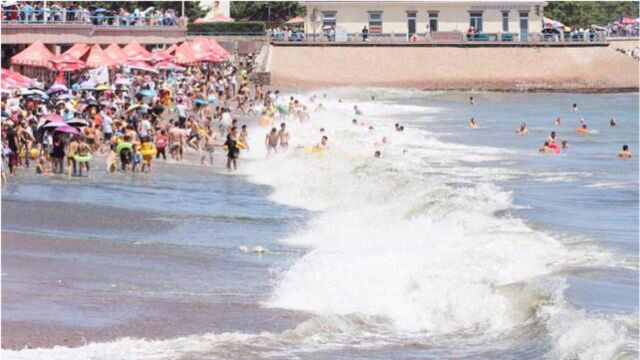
(362, 26), (369, 42)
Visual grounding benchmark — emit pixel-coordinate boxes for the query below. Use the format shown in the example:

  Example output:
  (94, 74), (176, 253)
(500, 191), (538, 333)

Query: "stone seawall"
(269, 44), (639, 91)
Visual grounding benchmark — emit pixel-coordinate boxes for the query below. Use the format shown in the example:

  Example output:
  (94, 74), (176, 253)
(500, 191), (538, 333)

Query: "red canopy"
(1, 68), (36, 89)
(165, 44), (178, 55)
(83, 44), (117, 68)
(154, 60), (185, 71)
(10, 41), (54, 69)
(286, 16), (305, 24)
(63, 43), (90, 60)
(49, 53), (85, 72)
(122, 41), (151, 58)
(191, 36), (229, 60)
(150, 49), (175, 62)
(125, 59), (158, 73)
(174, 42), (197, 65)
(204, 38), (230, 58)
(105, 43), (129, 63)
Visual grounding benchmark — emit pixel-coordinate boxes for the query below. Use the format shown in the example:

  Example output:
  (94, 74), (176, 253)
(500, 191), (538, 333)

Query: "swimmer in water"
(555, 117), (563, 126)
(576, 123), (589, 134)
(547, 131), (558, 144)
(572, 103), (578, 112)
(354, 105), (363, 116)
(561, 140), (570, 149)
(374, 150), (381, 158)
(610, 118), (617, 127)
(469, 117), (478, 128)
(278, 122), (289, 150)
(516, 122), (528, 135)
(265, 127), (279, 157)
(469, 96), (474, 105)
(375, 136), (388, 147)
(352, 119), (358, 126)
(618, 144), (632, 158)
(312, 136), (328, 152)
(539, 141), (551, 154)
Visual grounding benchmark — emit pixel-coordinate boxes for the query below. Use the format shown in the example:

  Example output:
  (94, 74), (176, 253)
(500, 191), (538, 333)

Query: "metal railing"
(1, 9), (180, 26)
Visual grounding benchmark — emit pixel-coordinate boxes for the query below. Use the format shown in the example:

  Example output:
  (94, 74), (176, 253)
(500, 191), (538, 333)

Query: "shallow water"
(2, 90), (638, 359)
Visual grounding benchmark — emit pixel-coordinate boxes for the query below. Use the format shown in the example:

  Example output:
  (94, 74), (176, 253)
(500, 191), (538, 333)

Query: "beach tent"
(286, 16), (305, 24)
(49, 53), (85, 72)
(125, 59), (158, 73)
(154, 60), (185, 71)
(191, 36), (230, 59)
(165, 44), (178, 55)
(105, 43), (129, 63)
(122, 41), (152, 58)
(1, 68), (35, 89)
(150, 49), (175, 62)
(10, 41), (54, 69)
(174, 42), (198, 65)
(83, 44), (117, 68)
(63, 43), (90, 60)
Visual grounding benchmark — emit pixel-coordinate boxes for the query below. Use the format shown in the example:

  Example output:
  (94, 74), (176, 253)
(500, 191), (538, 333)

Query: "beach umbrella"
(93, 8), (108, 13)
(115, 77), (132, 86)
(126, 103), (142, 112)
(125, 59), (158, 73)
(138, 89), (157, 97)
(54, 125), (81, 135)
(47, 83), (69, 95)
(286, 16), (305, 24)
(65, 118), (88, 127)
(21, 89), (49, 98)
(95, 84), (110, 91)
(45, 113), (64, 122)
(58, 93), (74, 100)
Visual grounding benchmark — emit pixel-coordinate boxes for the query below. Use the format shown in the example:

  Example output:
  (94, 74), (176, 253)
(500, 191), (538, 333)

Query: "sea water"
(2, 91), (638, 359)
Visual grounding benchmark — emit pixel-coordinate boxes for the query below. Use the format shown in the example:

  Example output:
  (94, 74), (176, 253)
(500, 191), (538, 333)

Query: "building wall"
(304, 2), (544, 36)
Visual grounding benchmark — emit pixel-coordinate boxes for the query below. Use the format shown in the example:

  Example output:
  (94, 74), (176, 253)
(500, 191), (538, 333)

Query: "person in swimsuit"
(240, 125), (249, 151)
(51, 133), (66, 174)
(618, 145), (632, 158)
(265, 127), (279, 158)
(469, 117), (478, 128)
(516, 122), (528, 135)
(224, 133), (240, 172)
(555, 117), (563, 126)
(278, 123), (289, 150)
(200, 129), (219, 165)
(609, 118), (617, 127)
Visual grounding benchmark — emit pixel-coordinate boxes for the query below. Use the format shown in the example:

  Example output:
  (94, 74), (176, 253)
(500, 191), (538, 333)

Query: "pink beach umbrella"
(54, 125), (81, 135)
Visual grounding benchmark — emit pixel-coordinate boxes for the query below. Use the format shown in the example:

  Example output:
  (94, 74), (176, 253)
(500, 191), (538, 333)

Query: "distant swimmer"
(562, 140), (570, 149)
(352, 119), (358, 126)
(610, 118), (617, 127)
(374, 150), (381, 158)
(312, 136), (328, 152)
(516, 122), (528, 135)
(354, 105), (363, 116)
(572, 103), (578, 112)
(618, 144), (632, 158)
(265, 127), (279, 157)
(469, 96), (475, 105)
(576, 123), (590, 134)
(555, 117), (563, 126)
(539, 141), (551, 154)
(469, 117), (478, 128)
(547, 131), (558, 144)
(375, 136), (388, 146)
(278, 123), (290, 149)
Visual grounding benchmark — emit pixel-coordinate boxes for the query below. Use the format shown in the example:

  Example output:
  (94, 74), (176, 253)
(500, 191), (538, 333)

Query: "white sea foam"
(4, 92), (636, 359)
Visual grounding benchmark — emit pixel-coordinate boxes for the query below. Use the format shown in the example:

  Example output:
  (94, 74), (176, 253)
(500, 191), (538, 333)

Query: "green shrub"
(187, 21), (266, 35)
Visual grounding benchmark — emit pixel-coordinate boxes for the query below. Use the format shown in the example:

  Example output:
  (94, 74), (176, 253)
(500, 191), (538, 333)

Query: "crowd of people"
(615, 46), (640, 60)
(0, 52), (316, 181)
(1, 2), (180, 26)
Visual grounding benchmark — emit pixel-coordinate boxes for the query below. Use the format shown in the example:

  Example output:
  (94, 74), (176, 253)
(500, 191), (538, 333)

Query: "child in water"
(618, 145), (632, 158)
(132, 144), (143, 173)
(469, 117), (478, 128)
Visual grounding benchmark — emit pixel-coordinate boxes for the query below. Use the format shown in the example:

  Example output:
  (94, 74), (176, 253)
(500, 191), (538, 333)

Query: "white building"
(303, 1), (546, 41)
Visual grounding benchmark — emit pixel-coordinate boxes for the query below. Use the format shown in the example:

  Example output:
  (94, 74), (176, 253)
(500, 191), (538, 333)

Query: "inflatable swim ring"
(575, 128), (589, 134)
(276, 103), (289, 114)
(223, 141), (246, 152)
(73, 153), (93, 163)
(139, 147), (157, 156)
(258, 116), (272, 127)
(548, 142), (561, 154)
(306, 146), (325, 157)
(116, 142), (133, 154)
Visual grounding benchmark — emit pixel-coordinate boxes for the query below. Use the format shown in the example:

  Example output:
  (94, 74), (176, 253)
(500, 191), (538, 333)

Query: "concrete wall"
(304, 1), (543, 36)
(1, 24), (187, 45)
(268, 44), (639, 91)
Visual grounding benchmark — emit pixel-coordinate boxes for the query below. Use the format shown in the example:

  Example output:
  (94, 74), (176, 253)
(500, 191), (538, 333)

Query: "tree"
(230, 1), (305, 24)
(544, 1), (639, 28)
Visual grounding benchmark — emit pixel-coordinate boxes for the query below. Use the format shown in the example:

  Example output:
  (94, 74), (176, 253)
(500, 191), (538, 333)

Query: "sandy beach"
(269, 45), (640, 91)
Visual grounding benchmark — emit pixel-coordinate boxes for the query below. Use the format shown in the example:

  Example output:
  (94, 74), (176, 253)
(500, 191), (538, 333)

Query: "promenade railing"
(1, 9), (180, 27)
